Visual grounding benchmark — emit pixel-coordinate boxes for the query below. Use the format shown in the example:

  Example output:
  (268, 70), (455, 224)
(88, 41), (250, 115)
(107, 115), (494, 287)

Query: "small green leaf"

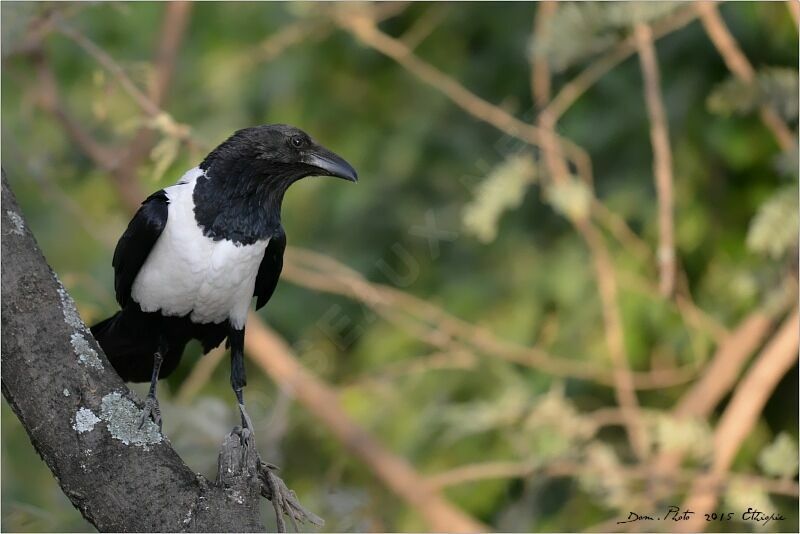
(462, 153), (537, 243)
(149, 136), (180, 183)
(708, 67), (799, 121)
(530, 2), (687, 71)
(544, 177), (592, 221)
(724, 479), (775, 517)
(758, 432), (799, 479)
(707, 77), (759, 117)
(746, 186), (798, 259)
(578, 443), (630, 510)
(649, 413), (713, 462)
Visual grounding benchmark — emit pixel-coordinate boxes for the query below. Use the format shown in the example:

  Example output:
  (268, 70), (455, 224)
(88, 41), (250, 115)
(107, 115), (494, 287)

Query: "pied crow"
(91, 124), (357, 433)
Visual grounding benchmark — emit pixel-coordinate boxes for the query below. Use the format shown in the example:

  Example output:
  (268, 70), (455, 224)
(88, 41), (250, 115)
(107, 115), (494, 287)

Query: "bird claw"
(237, 403), (256, 447)
(234, 425), (254, 449)
(258, 460), (324, 532)
(138, 395), (162, 431)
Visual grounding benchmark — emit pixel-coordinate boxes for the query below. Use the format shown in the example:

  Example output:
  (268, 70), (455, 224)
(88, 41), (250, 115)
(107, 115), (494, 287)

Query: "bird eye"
(290, 136), (305, 148)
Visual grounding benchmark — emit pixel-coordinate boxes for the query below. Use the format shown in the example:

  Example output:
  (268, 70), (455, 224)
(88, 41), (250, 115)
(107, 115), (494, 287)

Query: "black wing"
(112, 190), (169, 307)
(254, 226), (286, 310)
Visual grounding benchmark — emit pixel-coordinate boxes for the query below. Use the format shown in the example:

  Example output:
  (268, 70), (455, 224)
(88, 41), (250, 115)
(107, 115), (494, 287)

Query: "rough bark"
(1, 171), (266, 532)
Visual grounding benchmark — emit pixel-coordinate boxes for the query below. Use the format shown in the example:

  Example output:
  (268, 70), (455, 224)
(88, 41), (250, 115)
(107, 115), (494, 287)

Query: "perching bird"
(91, 124), (357, 434)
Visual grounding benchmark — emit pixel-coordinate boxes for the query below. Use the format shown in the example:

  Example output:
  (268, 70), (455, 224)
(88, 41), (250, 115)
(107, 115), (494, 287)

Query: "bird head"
(194, 124), (357, 243)
(200, 124), (358, 184)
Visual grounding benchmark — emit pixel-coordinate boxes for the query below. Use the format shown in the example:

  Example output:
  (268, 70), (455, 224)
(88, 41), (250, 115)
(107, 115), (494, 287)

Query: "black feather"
(91, 303), (227, 382)
(112, 190), (169, 307)
(254, 225), (287, 310)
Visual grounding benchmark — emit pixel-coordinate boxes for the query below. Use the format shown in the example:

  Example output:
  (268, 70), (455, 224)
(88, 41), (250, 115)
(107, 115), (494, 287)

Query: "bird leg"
(138, 339), (167, 431)
(229, 326), (254, 445)
(226, 326), (323, 530)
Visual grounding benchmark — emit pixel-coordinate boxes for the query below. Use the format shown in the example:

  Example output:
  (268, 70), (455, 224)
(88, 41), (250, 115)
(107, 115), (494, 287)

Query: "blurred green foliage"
(2, 1), (798, 532)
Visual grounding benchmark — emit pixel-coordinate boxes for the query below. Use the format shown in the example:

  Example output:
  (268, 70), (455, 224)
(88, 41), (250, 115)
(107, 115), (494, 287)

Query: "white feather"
(130, 167), (270, 329)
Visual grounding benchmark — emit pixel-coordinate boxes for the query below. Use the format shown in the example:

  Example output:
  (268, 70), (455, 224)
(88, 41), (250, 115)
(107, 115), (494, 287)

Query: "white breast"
(130, 167), (270, 329)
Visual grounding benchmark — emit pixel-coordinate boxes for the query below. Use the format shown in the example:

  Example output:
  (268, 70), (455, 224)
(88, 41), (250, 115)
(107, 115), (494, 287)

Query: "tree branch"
(28, 4), (196, 213)
(648, 306), (780, 497)
(576, 219), (649, 461)
(335, 11), (594, 185)
(634, 22), (676, 298)
(675, 310), (780, 420)
(284, 247), (697, 390)
(54, 9), (199, 185)
(243, 316), (488, 533)
(32, 53), (120, 173)
(544, 4), (700, 121)
(531, 1), (558, 110)
(678, 310), (799, 532)
(529, 3), (647, 461)
(112, 0), (194, 194)
(400, 4), (446, 51)
(426, 458), (799, 498)
(696, 1), (794, 151)
(788, 0), (800, 29)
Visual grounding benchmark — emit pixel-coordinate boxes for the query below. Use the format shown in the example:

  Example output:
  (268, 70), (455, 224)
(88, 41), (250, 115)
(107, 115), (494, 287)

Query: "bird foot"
(234, 425), (255, 450)
(138, 395), (162, 431)
(258, 461), (324, 532)
(227, 399), (322, 530)
(237, 403), (255, 445)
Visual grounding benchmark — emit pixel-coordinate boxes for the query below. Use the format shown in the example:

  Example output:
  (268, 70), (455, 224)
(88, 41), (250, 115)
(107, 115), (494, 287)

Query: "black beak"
(304, 146), (358, 182)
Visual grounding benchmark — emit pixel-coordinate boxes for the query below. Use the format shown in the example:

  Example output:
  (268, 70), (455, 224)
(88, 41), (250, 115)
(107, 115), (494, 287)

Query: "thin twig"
(696, 1), (794, 150)
(675, 311), (779, 419)
(342, 350), (477, 390)
(678, 310), (799, 532)
(427, 458), (800, 498)
(590, 200), (654, 268)
(43, 6), (195, 212)
(577, 220), (649, 461)
(634, 22), (676, 298)
(648, 307), (779, 493)
(116, 0), (193, 188)
(241, 2), (409, 70)
(245, 19), (328, 67)
(149, 2), (191, 106)
(32, 50), (145, 210)
(336, 12), (594, 185)
(55, 23), (161, 118)
(284, 248), (699, 390)
(544, 4), (700, 121)
(175, 347), (227, 404)
(33, 55), (119, 172)
(710, 310), (799, 474)
(54, 19), (196, 147)
(531, 1), (558, 109)
(529, 4), (648, 461)
(788, 0), (800, 29)
(244, 316), (488, 533)
(400, 4), (446, 51)
(336, 4), (727, 359)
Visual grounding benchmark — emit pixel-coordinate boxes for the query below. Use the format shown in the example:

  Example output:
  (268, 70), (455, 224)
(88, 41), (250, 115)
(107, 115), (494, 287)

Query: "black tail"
(91, 305), (227, 383)
(91, 307), (165, 382)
